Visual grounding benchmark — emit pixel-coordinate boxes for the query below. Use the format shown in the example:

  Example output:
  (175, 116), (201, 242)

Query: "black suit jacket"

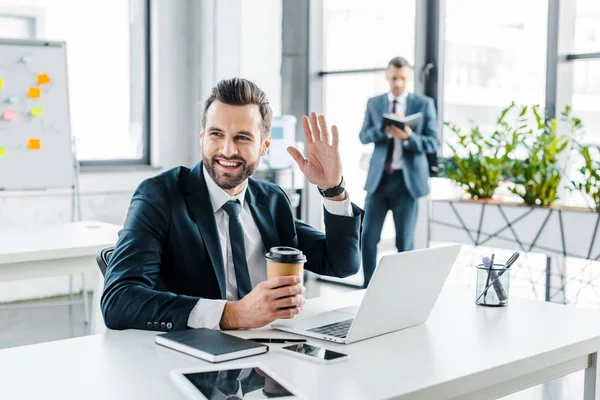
(101, 162), (363, 331)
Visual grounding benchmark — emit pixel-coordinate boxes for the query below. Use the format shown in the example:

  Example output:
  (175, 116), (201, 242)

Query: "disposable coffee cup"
(265, 247), (307, 318)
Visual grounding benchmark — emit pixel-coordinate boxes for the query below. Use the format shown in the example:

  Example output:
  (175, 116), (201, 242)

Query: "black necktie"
(221, 200), (253, 299)
(384, 99), (398, 174)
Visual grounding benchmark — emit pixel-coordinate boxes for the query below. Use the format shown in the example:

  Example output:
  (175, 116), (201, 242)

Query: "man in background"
(359, 56), (438, 288)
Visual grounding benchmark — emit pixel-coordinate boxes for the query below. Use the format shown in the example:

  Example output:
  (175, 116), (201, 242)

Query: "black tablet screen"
(183, 367), (295, 399)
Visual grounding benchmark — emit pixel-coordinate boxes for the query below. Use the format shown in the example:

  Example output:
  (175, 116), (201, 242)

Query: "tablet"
(170, 363), (302, 399)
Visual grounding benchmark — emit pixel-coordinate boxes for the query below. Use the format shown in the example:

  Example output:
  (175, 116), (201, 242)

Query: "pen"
(248, 338), (307, 344)
(483, 253), (495, 304)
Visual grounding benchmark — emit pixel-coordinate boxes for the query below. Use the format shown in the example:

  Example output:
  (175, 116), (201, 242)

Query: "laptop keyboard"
(308, 319), (353, 338)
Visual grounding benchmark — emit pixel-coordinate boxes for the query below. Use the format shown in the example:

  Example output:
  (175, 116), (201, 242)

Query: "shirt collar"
(202, 164), (248, 213)
(388, 91), (409, 104)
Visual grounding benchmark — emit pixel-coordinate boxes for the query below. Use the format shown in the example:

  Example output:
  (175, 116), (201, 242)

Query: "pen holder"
(475, 263), (510, 307)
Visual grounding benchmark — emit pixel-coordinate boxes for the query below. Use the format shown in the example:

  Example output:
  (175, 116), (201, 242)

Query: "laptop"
(272, 245), (462, 344)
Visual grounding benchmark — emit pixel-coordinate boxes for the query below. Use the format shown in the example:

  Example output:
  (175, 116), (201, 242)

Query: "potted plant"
(509, 105), (582, 207)
(442, 103), (521, 200)
(572, 145), (600, 211)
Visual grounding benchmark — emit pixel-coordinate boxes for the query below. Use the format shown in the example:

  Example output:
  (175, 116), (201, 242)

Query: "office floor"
(0, 280), (584, 399)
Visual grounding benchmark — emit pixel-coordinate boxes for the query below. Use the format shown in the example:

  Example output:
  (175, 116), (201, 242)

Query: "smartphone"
(281, 343), (349, 364)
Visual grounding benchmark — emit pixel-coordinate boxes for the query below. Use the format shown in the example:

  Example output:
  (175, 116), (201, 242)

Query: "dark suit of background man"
(359, 57), (438, 288)
(101, 78), (362, 332)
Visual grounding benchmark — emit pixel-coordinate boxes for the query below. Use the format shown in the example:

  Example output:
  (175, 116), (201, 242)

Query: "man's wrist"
(326, 190), (347, 202)
(318, 176), (345, 198)
(220, 301), (241, 329)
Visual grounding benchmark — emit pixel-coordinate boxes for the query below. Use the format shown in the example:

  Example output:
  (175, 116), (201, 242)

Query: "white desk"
(1, 286), (600, 399)
(0, 221), (121, 333)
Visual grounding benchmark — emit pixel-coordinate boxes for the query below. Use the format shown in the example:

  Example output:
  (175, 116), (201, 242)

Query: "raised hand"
(287, 112), (343, 191)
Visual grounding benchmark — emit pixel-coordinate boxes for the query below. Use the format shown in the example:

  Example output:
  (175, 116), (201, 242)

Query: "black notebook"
(155, 328), (268, 363)
(381, 112), (423, 131)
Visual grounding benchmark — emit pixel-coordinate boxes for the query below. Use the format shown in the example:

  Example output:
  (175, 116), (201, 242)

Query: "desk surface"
(2, 287), (600, 400)
(0, 221), (121, 264)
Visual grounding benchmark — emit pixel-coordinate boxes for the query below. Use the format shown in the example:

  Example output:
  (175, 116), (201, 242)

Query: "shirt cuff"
(322, 192), (353, 217)
(187, 299), (227, 330)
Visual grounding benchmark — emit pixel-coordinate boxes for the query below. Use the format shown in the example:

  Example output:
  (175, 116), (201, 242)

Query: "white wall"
(211, 0), (282, 115)
(0, 0), (283, 303)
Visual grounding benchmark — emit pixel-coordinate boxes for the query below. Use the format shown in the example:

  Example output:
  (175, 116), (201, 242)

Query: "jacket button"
(154, 322), (159, 329)
(160, 322), (166, 330)
(166, 322), (173, 330)
(146, 322), (153, 329)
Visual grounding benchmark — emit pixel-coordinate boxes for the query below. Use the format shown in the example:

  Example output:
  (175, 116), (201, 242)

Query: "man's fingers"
(302, 115), (314, 143)
(274, 306), (302, 319)
(287, 147), (305, 170)
(274, 295), (305, 309)
(270, 284), (305, 300)
(331, 125), (339, 149)
(263, 275), (301, 289)
(309, 112), (321, 143)
(318, 114), (330, 144)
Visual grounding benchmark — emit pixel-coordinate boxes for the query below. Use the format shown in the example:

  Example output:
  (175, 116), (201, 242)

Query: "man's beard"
(203, 154), (259, 190)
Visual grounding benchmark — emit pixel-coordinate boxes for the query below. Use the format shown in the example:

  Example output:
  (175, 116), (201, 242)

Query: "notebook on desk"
(156, 328), (268, 363)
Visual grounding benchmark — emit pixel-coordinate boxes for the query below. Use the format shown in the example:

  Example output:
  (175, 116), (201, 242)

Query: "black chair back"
(96, 247), (115, 277)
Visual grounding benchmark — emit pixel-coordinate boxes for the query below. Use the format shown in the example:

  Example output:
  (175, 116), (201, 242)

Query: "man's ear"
(261, 136), (271, 157)
(199, 131), (204, 141)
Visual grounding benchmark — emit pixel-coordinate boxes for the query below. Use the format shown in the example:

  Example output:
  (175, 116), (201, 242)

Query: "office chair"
(96, 246), (115, 278)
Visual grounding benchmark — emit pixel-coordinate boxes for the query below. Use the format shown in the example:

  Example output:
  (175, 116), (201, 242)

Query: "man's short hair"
(202, 78), (273, 138)
(388, 57), (411, 69)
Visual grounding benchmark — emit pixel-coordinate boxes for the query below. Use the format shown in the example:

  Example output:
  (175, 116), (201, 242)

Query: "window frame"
(314, 0), (443, 158)
(288, 0), (600, 229)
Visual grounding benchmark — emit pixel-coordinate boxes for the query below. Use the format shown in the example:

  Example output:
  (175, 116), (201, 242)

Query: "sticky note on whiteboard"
(28, 139), (41, 150)
(0, 147), (6, 157)
(28, 87), (41, 99)
(31, 107), (43, 117)
(0, 77), (4, 89)
(8, 95), (19, 104)
(2, 110), (18, 121)
(37, 73), (50, 85)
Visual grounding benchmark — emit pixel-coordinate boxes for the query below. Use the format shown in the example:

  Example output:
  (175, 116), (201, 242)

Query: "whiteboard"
(0, 39), (74, 190)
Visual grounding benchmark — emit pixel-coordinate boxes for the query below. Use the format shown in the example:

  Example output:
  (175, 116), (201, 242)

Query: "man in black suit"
(101, 78), (362, 332)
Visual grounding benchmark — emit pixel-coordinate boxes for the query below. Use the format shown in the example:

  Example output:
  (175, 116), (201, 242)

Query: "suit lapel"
(381, 94), (389, 115)
(246, 180), (279, 253)
(183, 163), (226, 299)
(405, 93), (418, 117)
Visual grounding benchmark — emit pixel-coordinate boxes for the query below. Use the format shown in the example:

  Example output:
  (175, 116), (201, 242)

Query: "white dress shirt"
(187, 165), (353, 329)
(387, 91), (409, 171)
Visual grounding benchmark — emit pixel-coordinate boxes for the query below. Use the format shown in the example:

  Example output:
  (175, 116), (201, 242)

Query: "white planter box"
(430, 199), (600, 261)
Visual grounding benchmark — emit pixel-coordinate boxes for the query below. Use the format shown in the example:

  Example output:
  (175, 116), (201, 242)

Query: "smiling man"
(101, 78), (363, 332)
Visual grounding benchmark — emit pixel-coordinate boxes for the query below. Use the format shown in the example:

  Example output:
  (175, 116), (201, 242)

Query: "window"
(323, 0), (415, 71)
(574, 0), (600, 54)
(0, 0), (150, 164)
(321, 0), (416, 245)
(441, 0), (548, 156)
(0, 14), (34, 38)
(570, 0), (600, 144)
(322, 72), (390, 208)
